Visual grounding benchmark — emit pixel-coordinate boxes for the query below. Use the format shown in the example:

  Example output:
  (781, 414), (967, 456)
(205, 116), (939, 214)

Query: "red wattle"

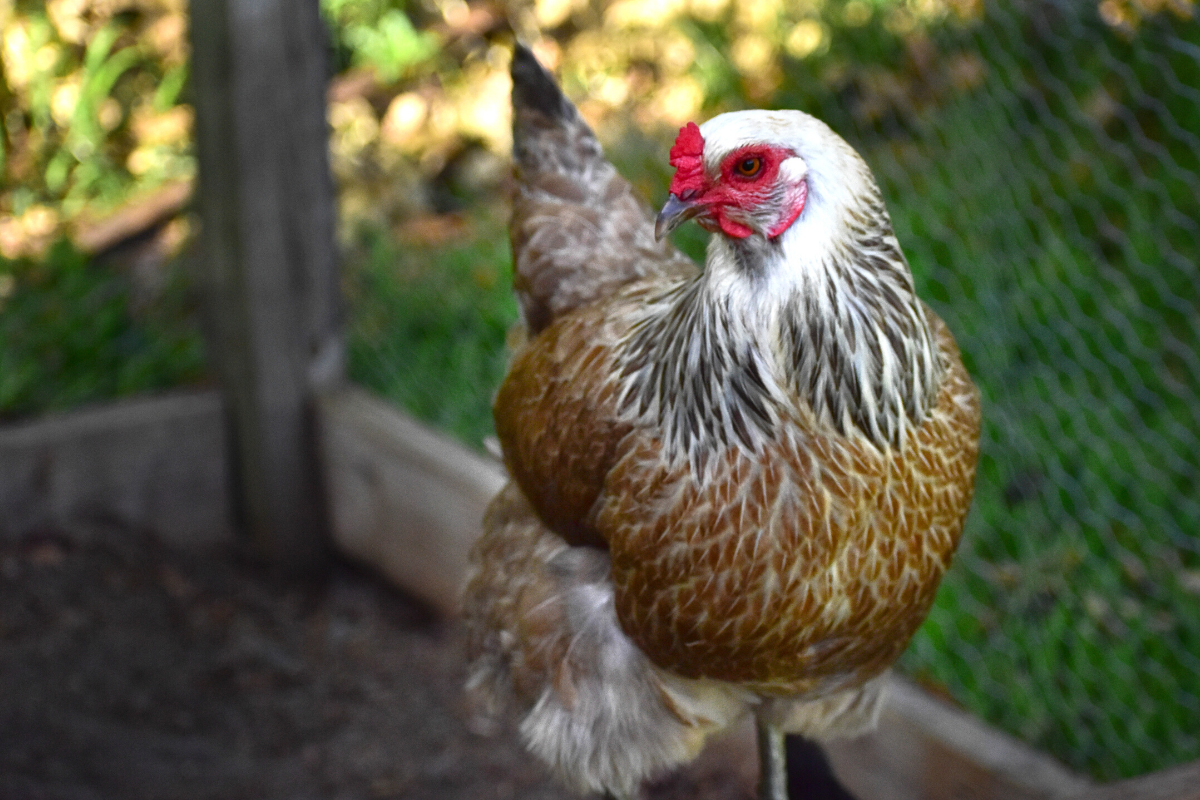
(716, 212), (753, 239)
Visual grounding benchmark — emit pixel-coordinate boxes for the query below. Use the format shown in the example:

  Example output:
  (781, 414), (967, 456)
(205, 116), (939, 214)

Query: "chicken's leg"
(757, 715), (789, 800)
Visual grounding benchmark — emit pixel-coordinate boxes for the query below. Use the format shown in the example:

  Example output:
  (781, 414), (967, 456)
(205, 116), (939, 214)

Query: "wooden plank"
(825, 678), (1092, 800)
(189, 0), (341, 572)
(317, 388), (505, 614)
(0, 391), (233, 548)
(1067, 759), (1200, 800)
(0, 388), (1184, 796)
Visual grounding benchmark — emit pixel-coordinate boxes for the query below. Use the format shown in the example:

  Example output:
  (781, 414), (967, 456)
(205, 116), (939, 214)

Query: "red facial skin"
(668, 123), (806, 240)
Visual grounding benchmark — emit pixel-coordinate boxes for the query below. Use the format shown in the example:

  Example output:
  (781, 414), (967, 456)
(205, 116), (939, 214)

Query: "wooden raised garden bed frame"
(3, 387), (1196, 800)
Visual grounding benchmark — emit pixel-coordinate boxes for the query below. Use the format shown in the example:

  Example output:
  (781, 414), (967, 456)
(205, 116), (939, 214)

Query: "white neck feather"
(620, 109), (941, 460)
(711, 189), (940, 451)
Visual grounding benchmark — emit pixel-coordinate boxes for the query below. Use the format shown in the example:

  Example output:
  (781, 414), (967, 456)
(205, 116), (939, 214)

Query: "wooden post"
(189, 0), (341, 572)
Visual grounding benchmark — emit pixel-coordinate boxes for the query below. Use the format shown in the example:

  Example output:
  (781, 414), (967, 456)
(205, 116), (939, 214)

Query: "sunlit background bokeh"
(3, 0), (1199, 782)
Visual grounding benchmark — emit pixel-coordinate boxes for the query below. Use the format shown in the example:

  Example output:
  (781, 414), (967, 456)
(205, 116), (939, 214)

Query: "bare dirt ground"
(0, 524), (762, 800)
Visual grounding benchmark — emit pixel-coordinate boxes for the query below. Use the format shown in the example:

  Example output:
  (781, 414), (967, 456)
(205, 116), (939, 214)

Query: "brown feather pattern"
(495, 285), (979, 692)
(600, 313), (979, 691)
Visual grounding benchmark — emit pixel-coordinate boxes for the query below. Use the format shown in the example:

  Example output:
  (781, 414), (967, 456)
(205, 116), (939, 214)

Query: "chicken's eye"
(734, 156), (763, 178)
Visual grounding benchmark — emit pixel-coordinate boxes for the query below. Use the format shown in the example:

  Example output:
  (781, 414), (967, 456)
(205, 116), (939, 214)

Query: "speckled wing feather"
(493, 292), (637, 548)
(464, 483), (748, 797)
(508, 44), (694, 335)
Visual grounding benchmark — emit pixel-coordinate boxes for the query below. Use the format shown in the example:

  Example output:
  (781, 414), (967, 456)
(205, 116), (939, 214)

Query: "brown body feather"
(495, 283), (980, 691)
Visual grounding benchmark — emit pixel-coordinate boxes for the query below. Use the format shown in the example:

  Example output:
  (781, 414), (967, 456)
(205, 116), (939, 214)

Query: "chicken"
(463, 45), (982, 800)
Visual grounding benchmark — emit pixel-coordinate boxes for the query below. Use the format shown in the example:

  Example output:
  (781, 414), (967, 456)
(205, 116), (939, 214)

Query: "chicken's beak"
(655, 193), (704, 241)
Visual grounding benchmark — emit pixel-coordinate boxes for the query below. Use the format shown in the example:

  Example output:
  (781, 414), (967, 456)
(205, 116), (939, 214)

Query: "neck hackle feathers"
(668, 122), (707, 197)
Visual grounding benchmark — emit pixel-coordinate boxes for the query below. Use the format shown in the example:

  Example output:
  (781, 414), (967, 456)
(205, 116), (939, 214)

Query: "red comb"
(668, 122), (707, 197)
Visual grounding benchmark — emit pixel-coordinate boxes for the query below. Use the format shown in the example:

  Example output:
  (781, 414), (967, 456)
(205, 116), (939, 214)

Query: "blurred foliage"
(4, 0), (1200, 782)
(324, 0), (440, 81)
(0, 0), (200, 417)
(0, 0), (192, 258)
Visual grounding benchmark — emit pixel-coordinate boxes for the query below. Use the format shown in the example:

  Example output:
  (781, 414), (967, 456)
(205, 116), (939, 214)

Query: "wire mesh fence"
(859, 1), (1200, 779)
(344, 0), (1200, 782)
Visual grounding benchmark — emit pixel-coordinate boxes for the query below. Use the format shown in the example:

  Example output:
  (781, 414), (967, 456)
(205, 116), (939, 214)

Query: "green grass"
(861, 16), (1200, 775)
(343, 215), (518, 448)
(0, 240), (207, 420)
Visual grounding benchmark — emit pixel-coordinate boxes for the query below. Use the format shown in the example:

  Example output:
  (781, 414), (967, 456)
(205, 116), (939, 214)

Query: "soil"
(0, 524), (758, 800)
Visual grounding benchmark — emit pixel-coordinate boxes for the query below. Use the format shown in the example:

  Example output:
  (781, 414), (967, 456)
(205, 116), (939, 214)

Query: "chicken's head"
(655, 110), (873, 247)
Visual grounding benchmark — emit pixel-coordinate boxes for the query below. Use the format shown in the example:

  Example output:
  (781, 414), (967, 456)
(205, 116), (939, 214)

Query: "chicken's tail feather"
(510, 43), (605, 182)
(511, 43), (570, 124)
(506, 44), (696, 334)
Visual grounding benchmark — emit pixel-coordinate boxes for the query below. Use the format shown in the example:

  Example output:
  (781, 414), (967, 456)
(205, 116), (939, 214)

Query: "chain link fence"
(859, 1), (1200, 780)
(345, 0), (1200, 782)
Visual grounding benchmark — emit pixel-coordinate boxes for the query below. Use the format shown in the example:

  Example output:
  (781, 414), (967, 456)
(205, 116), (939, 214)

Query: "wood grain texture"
(319, 388), (504, 614)
(1067, 760), (1200, 800)
(0, 391), (234, 548)
(190, 0), (341, 571)
(826, 677), (1092, 800)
